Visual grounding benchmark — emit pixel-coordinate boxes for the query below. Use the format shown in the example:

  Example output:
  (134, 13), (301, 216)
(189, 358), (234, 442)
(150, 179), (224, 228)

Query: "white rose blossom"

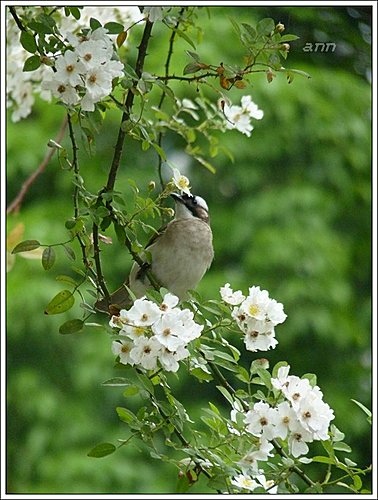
(109, 293), (204, 373)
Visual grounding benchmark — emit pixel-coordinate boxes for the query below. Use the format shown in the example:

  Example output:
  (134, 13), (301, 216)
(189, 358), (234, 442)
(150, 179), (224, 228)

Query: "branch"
(66, 114), (98, 282)
(9, 6), (27, 32)
(156, 7), (186, 188)
(7, 116), (68, 215)
(93, 20), (155, 308)
(105, 19), (154, 193)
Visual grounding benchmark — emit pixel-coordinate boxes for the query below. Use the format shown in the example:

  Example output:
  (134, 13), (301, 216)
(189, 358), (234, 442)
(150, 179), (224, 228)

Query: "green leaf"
(241, 23), (257, 40)
(311, 455), (336, 464)
(42, 246), (56, 270)
(20, 31), (37, 53)
(104, 21), (124, 34)
(175, 28), (196, 49)
(89, 17), (102, 30)
(69, 7), (81, 20)
(256, 18), (275, 36)
(59, 319), (84, 334)
(11, 239), (41, 254)
(116, 407), (135, 424)
(55, 275), (78, 286)
(186, 50), (200, 61)
(183, 62), (202, 75)
(216, 386), (234, 405)
(87, 442), (116, 458)
(351, 399), (372, 419)
(101, 378), (130, 386)
(333, 442), (352, 453)
(28, 21), (54, 35)
(63, 244), (76, 261)
(280, 34), (300, 42)
(353, 475), (362, 491)
(23, 55), (41, 72)
(44, 290), (75, 315)
(123, 385), (140, 397)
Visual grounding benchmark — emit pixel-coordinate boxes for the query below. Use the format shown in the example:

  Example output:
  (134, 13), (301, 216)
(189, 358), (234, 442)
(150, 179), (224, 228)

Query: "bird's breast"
(148, 218), (214, 299)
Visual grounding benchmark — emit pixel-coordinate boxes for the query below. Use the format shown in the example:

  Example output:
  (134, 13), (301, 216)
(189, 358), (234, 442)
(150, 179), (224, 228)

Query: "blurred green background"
(6, 5), (372, 494)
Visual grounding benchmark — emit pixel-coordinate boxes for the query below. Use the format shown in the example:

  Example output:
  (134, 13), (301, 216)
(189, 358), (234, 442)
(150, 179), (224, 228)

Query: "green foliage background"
(6, 5), (372, 494)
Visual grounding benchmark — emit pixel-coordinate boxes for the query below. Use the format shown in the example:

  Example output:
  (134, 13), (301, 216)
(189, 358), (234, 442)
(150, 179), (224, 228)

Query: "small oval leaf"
(59, 319), (84, 334)
(116, 30), (127, 48)
(23, 55), (42, 72)
(42, 247), (56, 270)
(12, 239), (41, 254)
(44, 290), (75, 315)
(63, 244), (76, 261)
(20, 31), (37, 53)
(87, 442), (116, 458)
(104, 21), (124, 34)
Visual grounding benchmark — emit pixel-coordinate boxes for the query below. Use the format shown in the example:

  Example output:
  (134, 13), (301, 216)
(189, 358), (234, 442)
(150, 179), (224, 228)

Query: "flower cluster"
(6, 6), (141, 121)
(220, 284), (287, 351)
(242, 365), (335, 458)
(110, 293), (203, 372)
(42, 27), (124, 111)
(222, 95), (264, 136)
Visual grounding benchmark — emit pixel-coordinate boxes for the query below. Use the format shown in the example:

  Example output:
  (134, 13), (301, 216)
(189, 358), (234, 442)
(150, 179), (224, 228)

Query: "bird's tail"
(94, 283), (132, 314)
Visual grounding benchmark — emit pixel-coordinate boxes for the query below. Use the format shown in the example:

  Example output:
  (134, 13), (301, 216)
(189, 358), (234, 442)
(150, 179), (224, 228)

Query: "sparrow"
(95, 192), (214, 313)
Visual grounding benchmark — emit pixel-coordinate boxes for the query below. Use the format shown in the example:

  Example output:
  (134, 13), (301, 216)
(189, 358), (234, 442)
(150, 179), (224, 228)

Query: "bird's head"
(171, 192), (210, 224)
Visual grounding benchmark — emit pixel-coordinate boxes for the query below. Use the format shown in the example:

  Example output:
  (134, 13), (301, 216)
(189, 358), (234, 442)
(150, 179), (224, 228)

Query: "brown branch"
(7, 116), (68, 215)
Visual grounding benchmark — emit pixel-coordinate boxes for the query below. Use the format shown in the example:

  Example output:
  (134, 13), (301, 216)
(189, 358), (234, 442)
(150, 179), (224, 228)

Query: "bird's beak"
(171, 193), (184, 204)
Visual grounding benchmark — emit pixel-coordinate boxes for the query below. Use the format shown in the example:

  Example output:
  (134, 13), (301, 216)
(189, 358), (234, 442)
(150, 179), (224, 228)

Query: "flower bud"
(280, 43), (290, 52)
(275, 22), (285, 33)
(148, 180), (156, 191)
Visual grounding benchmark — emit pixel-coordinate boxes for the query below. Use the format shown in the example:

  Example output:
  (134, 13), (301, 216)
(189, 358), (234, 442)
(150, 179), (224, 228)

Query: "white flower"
(231, 474), (259, 492)
(220, 283), (245, 305)
(112, 340), (135, 366)
(54, 50), (86, 86)
(144, 7), (166, 22)
(75, 40), (110, 68)
(297, 392), (334, 440)
(119, 323), (147, 340)
(244, 325), (278, 352)
(152, 312), (187, 351)
(283, 376), (312, 410)
(254, 473), (278, 494)
(242, 286), (270, 320)
(275, 401), (298, 439)
(172, 167), (191, 195)
(129, 335), (161, 370)
(223, 95), (263, 137)
(109, 309), (130, 329)
(288, 421), (314, 457)
(240, 95), (264, 120)
(158, 345), (189, 372)
(41, 78), (80, 106)
(244, 401), (279, 441)
(266, 298), (287, 324)
(271, 364), (291, 392)
(126, 297), (161, 327)
(84, 67), (113, 100)
(159, 293), (179, 314)
(238, 438), (274, 474)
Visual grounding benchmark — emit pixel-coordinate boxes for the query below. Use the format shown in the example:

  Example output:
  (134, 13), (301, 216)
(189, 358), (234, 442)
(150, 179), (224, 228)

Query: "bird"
(95, 192), (214, 314)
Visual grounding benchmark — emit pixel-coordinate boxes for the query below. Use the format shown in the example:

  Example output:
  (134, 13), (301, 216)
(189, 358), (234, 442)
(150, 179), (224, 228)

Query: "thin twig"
(66, 114), (98, 282)
(156, 7), (186, 189)
(7, 116), (68, 215)
(105, 19), (154, 193)
(9, 6), (27, 32)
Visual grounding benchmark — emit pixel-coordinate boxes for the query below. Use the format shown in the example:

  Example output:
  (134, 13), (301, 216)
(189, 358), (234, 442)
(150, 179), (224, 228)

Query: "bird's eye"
(192, 197), (198, 205)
